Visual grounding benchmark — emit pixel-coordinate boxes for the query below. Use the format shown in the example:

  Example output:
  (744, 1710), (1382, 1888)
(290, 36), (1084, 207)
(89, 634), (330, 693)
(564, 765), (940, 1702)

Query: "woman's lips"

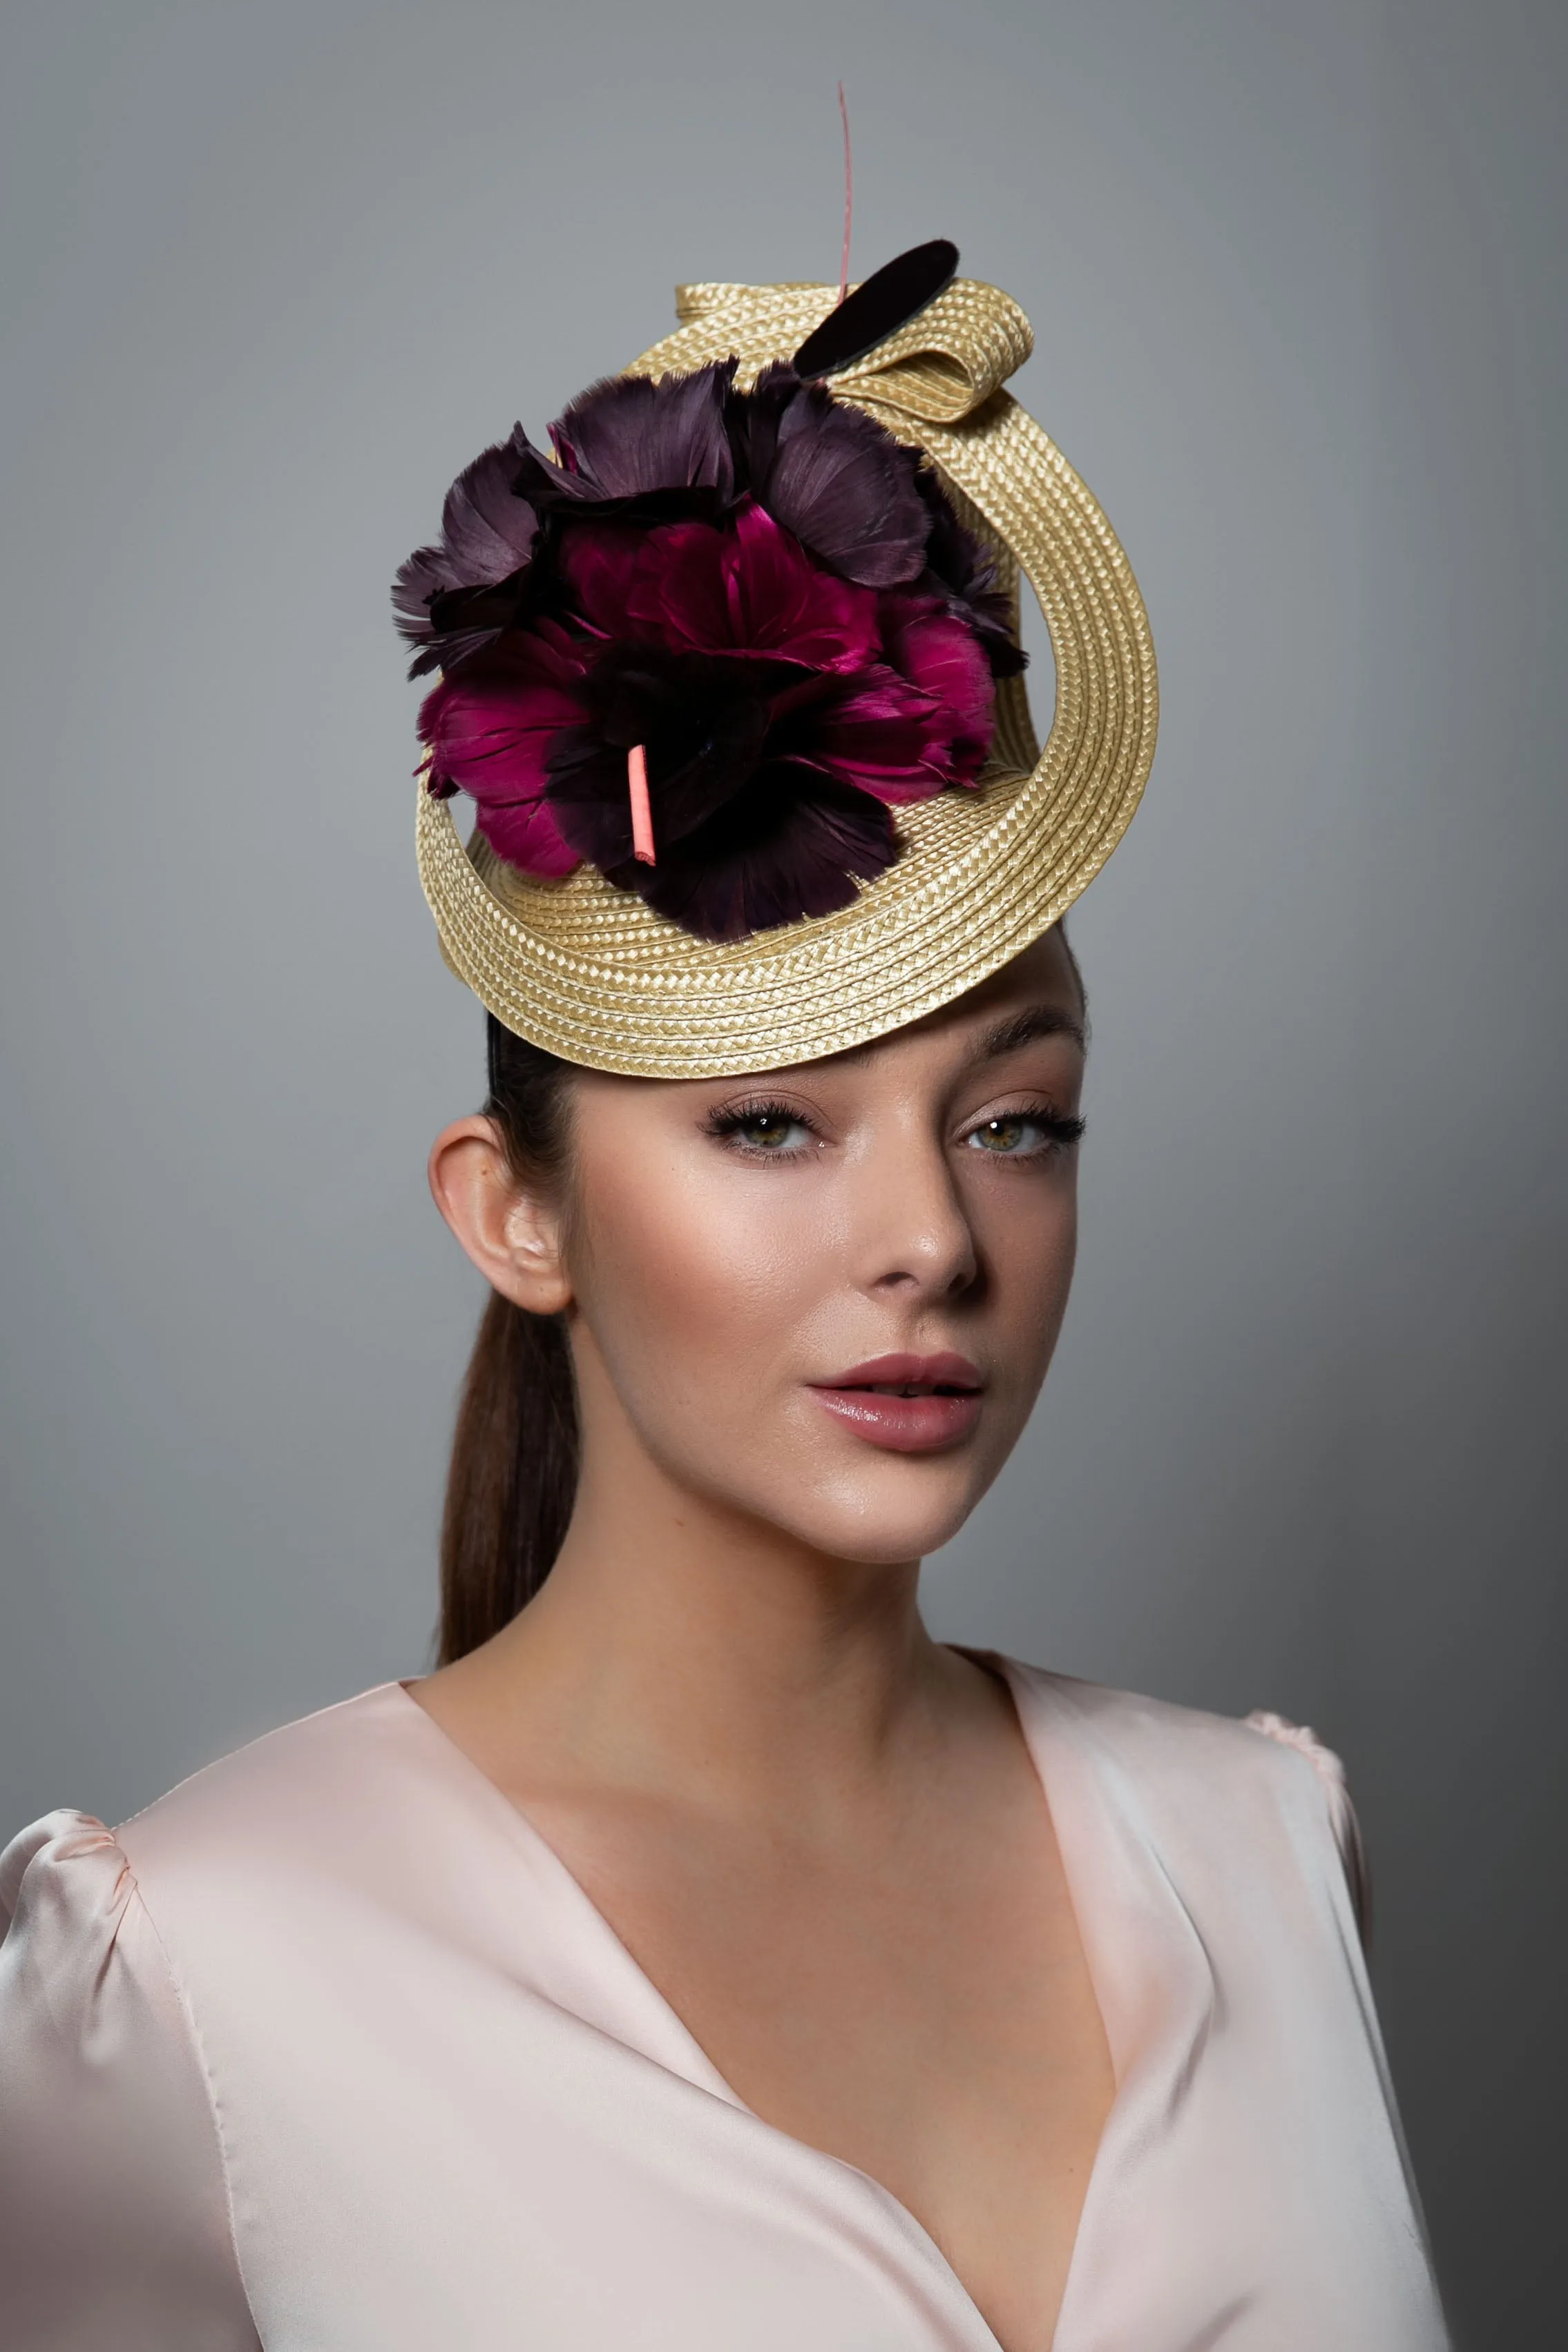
(808, 1352), (985, 1455)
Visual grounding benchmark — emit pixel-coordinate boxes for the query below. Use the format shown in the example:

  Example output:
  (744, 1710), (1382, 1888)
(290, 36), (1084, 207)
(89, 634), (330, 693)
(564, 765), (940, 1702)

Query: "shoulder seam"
(125, 1872), (267, 2344)
(1243, 1712), (1373, 1953)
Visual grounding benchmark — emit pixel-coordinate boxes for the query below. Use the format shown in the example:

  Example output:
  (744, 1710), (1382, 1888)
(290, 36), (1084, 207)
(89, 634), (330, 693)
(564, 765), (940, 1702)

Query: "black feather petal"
(606, 765), (896, 942)
(543, 642), (805, 870)
(792, 240), (959, 381)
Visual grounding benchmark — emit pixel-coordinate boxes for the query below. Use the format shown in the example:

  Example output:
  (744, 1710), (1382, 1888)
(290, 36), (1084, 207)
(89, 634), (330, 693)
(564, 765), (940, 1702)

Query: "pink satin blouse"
(0, 1662), (1448, 2349)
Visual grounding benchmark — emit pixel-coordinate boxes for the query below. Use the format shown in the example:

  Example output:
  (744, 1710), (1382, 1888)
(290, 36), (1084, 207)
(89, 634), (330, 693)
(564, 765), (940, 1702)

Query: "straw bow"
(660, 278), (1035, 427)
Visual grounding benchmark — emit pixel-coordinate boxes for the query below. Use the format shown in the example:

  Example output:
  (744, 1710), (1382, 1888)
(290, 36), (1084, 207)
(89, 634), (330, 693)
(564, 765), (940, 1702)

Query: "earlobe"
(427, 1117), (573, 1315)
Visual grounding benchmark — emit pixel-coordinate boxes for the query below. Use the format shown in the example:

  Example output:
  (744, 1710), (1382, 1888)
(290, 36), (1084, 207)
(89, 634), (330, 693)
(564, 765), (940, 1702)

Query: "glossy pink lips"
(809, 1351), (984, 1454)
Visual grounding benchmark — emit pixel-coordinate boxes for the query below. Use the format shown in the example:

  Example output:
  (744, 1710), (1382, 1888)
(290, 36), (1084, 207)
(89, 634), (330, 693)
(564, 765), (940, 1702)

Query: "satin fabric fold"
(0, 1667), (1448, 2351)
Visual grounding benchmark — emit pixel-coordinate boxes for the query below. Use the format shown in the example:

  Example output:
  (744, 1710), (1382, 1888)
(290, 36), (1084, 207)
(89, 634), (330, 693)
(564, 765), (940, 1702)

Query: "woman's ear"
(427, 1116), (572, 1316)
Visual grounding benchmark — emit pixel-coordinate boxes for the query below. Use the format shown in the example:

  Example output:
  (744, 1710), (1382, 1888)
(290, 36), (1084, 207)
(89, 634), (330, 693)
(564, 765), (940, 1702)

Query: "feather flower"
(397, 359), (1018, 940)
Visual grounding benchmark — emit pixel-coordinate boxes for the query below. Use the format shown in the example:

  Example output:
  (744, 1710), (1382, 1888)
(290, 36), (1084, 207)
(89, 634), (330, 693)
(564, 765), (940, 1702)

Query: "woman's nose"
(850, 1129), (979, 1301)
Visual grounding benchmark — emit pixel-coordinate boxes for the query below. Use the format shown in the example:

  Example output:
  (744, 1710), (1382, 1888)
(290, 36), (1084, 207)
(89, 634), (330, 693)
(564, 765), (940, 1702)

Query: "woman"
(0, 250), (1446, 2350)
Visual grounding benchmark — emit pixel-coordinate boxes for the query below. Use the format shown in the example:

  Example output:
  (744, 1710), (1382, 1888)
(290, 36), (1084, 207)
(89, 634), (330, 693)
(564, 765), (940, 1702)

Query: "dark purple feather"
(440, 439), (539, 580)
(544, 649), (782, 866)
(393, 438), (539, 677)
(551, 360), (737, 498)
(609, 767), (896, 941)
(765, 381), (928, 588)
(392, 543), (458, 673)
(913, 467), (1027, 678)
(732, 363), (928, 589)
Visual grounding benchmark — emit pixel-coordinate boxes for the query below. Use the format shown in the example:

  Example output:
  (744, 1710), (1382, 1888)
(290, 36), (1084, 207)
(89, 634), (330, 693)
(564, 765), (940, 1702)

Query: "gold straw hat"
(410, 255), (1156, 1078)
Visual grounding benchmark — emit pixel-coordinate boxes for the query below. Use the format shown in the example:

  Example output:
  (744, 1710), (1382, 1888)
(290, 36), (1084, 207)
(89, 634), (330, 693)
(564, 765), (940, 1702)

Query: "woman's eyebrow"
(829, 1000), (1086, 1073)
(972, 1004), (1087, 1061)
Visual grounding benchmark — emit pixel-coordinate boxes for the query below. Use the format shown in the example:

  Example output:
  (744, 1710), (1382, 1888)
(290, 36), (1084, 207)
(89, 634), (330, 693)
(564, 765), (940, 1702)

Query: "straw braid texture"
(416, 276), (1157, 1077)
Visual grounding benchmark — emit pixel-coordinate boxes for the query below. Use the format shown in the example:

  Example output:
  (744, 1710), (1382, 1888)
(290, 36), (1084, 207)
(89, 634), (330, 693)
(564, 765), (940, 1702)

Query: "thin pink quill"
(628, 743), (656, 864)
(838, 82), (852, 305)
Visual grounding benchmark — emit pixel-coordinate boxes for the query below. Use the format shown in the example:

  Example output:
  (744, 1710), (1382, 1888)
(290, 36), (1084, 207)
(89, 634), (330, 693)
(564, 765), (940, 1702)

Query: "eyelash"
(703, 1098), (1085, 1164)
(703, 1098), (819, 1160)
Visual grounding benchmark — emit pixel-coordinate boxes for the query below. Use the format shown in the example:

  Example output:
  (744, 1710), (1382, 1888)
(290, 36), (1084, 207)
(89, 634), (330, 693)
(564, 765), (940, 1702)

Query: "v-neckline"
(382, 1659), (1215, 2352)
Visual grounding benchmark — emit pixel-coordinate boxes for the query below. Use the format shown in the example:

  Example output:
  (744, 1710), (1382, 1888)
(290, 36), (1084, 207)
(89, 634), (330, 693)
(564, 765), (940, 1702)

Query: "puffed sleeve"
(1245, 1711), (1373, 1949)
(0, 1810), (260, 2350)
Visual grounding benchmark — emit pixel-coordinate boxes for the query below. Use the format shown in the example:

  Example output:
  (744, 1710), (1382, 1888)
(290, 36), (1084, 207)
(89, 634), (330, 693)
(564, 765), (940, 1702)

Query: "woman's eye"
(715, 1107), (814, 1154)
(964, 1111), (1080, 1158)
(740, 1113), (804, 1149)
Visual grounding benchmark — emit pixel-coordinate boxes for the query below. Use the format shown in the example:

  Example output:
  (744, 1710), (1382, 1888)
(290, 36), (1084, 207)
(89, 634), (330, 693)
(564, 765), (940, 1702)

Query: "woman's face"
(559, 930), (1086, 1565)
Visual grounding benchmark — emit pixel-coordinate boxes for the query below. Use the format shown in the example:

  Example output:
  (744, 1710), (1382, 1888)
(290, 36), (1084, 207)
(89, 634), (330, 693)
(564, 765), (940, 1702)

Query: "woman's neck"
(428, 1388), (974, 1826)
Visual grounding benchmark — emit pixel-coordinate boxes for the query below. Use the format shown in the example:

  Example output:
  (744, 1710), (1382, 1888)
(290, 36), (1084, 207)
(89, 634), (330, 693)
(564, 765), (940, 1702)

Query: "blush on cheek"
(960, 1182), (1077, 1436)
(566, 1117), (832, 1472)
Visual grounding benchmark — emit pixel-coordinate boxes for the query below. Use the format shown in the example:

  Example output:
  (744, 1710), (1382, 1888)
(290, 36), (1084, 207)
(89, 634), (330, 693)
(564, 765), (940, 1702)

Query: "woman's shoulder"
(111, 1679), (424, 1868)
(997, 1658), (1373, 1944)
(2, 1683), (432, 1956)
(999, 1653), (1355, 1797)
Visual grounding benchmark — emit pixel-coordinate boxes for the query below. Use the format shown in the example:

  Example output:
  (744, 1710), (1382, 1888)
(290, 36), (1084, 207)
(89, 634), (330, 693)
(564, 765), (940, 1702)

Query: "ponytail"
(437, 1017), (580, 1664)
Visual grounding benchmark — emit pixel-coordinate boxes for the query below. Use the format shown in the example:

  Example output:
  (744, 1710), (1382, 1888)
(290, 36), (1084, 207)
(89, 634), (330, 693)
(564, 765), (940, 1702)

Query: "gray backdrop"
(1, 2), (1562, 2340)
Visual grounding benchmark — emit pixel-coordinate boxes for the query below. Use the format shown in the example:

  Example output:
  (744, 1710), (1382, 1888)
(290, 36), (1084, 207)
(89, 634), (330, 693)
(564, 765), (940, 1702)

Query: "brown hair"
(437, 1015), (580, 1664)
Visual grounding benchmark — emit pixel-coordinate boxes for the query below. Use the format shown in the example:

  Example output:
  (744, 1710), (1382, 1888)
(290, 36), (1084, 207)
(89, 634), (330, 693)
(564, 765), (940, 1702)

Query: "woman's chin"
(643, 1404), (1017, 1567)
(763, 1468), (991, 1569)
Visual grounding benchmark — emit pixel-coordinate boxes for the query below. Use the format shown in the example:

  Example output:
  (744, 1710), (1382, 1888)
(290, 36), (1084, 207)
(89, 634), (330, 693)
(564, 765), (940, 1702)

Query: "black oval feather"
(792, 240), (959, 381)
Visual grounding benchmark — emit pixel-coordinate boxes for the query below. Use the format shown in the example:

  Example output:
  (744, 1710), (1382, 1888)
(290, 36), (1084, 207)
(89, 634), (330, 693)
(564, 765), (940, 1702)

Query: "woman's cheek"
(968, 1174), (1078, 1384)
(575, 1146), (830, 1418)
